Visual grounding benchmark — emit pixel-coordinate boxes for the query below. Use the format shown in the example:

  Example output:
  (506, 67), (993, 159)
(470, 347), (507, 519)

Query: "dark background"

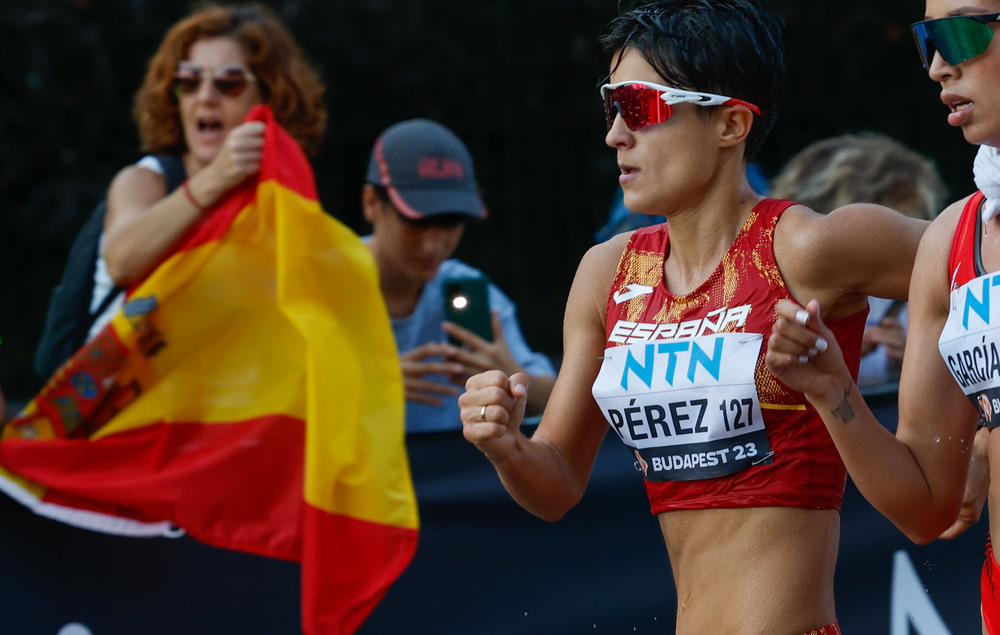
(0, 0), (977, 401)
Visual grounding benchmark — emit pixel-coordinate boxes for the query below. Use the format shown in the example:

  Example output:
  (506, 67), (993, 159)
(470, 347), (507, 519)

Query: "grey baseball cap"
(365, 118), (488, 220)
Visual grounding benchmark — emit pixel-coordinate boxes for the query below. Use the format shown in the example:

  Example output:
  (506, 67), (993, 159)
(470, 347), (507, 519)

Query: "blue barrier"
(0, 391), (987, 633)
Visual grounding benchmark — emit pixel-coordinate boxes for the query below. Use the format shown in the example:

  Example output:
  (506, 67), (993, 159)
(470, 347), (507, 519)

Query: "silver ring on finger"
(480, 405), (488, 421)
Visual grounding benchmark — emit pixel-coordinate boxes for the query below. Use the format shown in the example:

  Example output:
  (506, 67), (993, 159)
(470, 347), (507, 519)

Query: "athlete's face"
(923, 0), (1000, 147)
(604, 49), (721, 217)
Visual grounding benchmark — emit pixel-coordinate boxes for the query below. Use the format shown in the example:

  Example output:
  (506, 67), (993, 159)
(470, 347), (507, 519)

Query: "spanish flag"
(1, 105), (418, 634)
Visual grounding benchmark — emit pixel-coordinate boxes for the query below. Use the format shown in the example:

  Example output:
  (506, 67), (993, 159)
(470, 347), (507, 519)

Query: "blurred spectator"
(93, 3), (325, 338)
(769, 132), (947, 387)
(362, 119), (556, 433)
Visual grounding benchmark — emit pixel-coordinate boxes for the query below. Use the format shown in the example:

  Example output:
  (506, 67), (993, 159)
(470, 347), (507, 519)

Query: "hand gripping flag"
(0, 105), (419, 634)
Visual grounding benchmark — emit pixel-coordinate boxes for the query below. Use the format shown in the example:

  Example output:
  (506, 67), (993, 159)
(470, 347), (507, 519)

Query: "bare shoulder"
(771, 202), (837, 271)
(108, 161), (168, 193)
(776, 202), (927, 260)
(776, 202), (929, 309)
(572, 231), (632, 297)
(909, 196), (970, 295)
(107, 162), (168, 205)
(105, 162), (170, 224)
(561, 232), (634, 350)
(770, 201), (819, 237)
(920, 196), (968, 253)
(582, 231), (632, 270)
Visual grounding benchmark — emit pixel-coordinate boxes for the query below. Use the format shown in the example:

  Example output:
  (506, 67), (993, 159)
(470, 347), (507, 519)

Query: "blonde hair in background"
(769, 132), (947, 220)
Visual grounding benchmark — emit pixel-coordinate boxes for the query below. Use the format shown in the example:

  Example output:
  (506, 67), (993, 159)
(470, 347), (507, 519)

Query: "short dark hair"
(600, 0), (784, 161)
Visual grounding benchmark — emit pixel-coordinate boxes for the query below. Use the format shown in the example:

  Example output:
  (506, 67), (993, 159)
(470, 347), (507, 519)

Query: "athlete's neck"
(662, 186), (762, 295)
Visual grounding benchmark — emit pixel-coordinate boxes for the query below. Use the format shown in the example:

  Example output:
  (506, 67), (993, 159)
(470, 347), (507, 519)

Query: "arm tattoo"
(831, 389), (855, 424)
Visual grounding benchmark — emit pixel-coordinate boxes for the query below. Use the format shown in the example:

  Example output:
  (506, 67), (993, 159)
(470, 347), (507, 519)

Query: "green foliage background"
(0, 0), (975, 401)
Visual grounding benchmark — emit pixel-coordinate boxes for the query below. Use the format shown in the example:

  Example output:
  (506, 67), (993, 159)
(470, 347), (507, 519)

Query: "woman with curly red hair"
(92, 3), (325, 335)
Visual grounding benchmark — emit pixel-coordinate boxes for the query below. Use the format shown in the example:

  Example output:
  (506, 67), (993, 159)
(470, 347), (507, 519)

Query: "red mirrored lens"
(603, 84), (672, 131)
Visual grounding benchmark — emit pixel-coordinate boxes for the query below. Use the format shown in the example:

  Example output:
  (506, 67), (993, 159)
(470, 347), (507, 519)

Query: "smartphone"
(443, 276), (493, 345)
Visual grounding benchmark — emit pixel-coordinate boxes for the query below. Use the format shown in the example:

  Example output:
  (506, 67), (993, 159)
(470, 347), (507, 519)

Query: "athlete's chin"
(621, 192), (653, 216)
(961, 123), (996, 147)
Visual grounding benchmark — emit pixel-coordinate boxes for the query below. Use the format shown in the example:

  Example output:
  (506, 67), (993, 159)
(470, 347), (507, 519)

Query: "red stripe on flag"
(0, 417), (305, 560)
(248, 105), (317, 201)
(6, 105), (417, 633)
(302, 503), (419, 635)
(128, 105), (318, 279)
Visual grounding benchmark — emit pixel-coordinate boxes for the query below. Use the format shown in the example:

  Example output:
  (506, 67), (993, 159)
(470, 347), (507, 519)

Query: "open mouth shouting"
(196, 116), (226, 141)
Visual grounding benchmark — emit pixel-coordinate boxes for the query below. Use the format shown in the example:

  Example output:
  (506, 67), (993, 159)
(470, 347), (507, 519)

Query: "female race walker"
(460, 1), (926, 633)
(766, 0), (1000, 631)
(97, 2), (325, 329)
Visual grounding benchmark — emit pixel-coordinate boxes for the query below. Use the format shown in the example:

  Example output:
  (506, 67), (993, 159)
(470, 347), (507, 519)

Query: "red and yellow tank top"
(591, 198), (866, 513)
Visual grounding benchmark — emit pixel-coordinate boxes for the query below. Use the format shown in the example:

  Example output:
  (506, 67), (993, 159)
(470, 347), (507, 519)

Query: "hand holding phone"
(443, 277), (492, 346)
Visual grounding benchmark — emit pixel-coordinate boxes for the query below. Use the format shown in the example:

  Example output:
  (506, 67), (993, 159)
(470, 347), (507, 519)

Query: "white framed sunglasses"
(173, 62), (257, 98)
(601, 80), (762, 131)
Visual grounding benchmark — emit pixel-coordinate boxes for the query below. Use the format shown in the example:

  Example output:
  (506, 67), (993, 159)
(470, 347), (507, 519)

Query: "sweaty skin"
(461, 47), (925, 633)
(765, 0), (1000, 551)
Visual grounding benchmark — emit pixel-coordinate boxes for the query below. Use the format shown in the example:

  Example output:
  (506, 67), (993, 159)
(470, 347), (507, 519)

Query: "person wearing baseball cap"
(362, 118), (555, 434)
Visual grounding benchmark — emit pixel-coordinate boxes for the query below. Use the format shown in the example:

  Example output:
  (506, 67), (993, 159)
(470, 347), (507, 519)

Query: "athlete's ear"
(717, 106), (754, 150)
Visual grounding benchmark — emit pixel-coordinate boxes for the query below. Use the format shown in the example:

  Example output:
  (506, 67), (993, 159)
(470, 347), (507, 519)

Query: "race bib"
(592, 332), (771, 481)
(940, 271), (1000, 428)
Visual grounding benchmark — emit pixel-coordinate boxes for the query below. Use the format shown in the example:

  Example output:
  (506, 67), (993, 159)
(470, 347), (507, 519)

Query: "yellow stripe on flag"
(0, 106), (418, 633)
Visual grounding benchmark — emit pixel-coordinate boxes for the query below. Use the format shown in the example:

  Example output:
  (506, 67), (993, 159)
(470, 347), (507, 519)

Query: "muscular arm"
(776, 203), (929, 318)
(767, 202), (979, 542)
(890, 204), (980, 538)
(460, 237), (623, 520)
(522, 373), (557, 417)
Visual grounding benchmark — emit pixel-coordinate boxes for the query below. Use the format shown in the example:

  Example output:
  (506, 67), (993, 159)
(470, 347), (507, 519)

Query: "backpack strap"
(33, 156), (187, 379)
(155, 154), (187, 193)
(33, 200), (111, 378)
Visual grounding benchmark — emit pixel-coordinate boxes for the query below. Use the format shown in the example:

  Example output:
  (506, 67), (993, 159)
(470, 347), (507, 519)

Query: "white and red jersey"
(940, 191), (1000, 428)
